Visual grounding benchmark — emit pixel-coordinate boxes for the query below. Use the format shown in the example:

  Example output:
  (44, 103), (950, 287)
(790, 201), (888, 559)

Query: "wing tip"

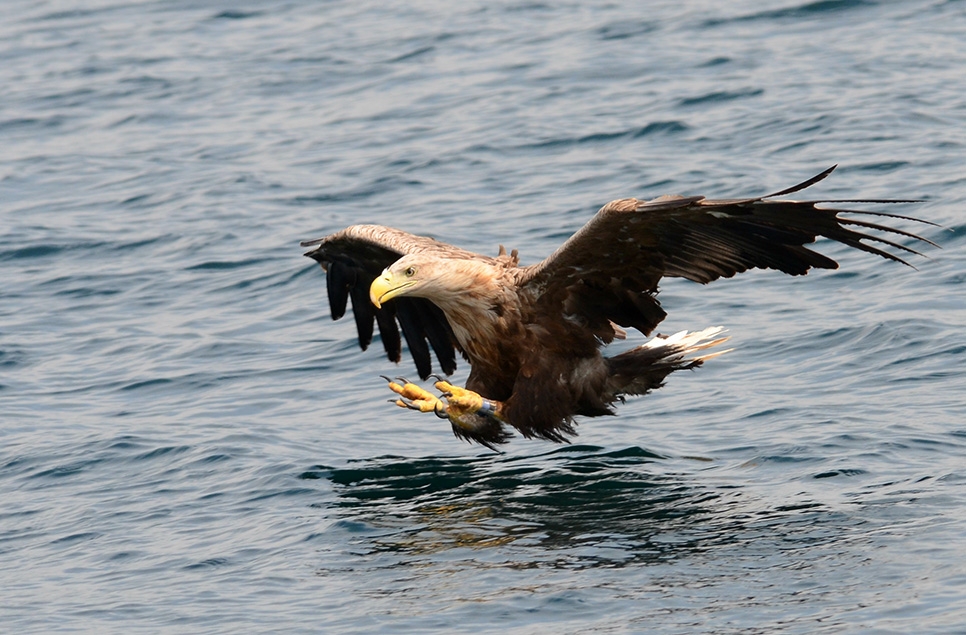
(761, 165), (837, 199)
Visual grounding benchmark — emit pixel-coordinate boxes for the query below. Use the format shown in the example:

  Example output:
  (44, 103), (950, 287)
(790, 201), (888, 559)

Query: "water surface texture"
(3, 1), (966, 633)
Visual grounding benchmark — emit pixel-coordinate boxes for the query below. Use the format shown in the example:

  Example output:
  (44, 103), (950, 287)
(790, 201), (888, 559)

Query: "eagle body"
(302, 167), (935, 448)
(401, 257), (621, 441)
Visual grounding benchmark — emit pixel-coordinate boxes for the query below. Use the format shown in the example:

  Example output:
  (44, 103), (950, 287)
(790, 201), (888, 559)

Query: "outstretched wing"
(518, 166), (937, 339)
(301, 224), (477, 379)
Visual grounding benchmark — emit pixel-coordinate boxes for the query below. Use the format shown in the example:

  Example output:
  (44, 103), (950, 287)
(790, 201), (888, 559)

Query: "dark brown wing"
(518, 166), (937, 338)
(301, 224), (477, 379)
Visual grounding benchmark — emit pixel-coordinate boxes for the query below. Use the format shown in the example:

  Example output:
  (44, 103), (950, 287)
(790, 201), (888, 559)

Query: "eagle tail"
(606, 327), (731, 398)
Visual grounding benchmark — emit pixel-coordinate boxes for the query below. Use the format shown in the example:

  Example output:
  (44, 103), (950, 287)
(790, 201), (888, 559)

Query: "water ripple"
(2, 0), (965, 632)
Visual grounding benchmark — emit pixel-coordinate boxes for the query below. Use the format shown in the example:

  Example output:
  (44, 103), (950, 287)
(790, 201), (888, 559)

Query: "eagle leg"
(433, 380), (512, 450)
(434, 380), (506, 421)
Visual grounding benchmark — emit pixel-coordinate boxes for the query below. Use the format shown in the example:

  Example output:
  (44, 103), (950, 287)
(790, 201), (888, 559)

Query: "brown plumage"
(301, 167), (936, 448)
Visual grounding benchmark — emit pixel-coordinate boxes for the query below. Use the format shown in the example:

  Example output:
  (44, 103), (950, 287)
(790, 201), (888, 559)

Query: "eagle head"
(369, 254), (499, 310)
(370, 255), (439, 309)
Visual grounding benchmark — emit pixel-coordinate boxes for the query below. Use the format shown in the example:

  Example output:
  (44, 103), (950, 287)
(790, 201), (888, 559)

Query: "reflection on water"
(301, 446), (938, 632)
(304, 446), (852, 571)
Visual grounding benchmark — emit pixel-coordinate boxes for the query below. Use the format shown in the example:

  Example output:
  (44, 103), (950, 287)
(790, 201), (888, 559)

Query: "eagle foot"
(381, 376), (503, 421)
(382, 376), (446, 416)
(381, 376), (511, 450)
(433, 380), (487, 418)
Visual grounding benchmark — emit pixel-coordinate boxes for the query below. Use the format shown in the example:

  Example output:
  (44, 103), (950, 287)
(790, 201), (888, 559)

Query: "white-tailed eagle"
(301, 167), (935, 449)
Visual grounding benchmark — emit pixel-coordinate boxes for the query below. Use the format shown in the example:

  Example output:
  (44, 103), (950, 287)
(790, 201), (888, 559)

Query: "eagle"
(301, 167), (935, 449)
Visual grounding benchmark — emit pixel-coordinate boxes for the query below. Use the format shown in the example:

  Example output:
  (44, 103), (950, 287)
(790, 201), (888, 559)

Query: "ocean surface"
(2, 0), (966, 633)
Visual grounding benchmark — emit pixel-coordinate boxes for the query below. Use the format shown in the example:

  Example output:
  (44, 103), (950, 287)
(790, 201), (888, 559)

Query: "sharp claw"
(428, 373), (445, 382)
(390, 397), (421, 411)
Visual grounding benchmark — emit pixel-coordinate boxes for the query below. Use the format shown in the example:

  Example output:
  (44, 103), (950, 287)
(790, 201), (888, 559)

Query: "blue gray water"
(3, 0), (966, 632)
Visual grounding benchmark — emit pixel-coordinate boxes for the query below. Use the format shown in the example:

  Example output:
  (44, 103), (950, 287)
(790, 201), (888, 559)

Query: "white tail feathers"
(605, 326), (732, 398)
(643, 326), (732, 365)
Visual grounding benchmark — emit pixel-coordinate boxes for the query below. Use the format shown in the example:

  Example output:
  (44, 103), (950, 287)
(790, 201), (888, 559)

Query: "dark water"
(3, 0), (966, 632)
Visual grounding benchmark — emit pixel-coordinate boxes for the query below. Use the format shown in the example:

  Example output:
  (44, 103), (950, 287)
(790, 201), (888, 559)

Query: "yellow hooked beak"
(369, 270), (415, 309)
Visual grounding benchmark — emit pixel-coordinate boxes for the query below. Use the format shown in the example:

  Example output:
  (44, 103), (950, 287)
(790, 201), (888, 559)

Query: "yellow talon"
(383, 377), (444, 413)
(382, 377), (501, 423)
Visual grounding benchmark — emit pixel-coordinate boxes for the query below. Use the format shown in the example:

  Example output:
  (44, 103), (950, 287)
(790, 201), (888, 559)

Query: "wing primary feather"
(856, 244), (915, 267)
(835, 226), (931, 257)
(813, 198), (923, 204)
(395, 299), (433, 380)
(373, 304), (402, 363)
(838, 217), (940, 248)
(828, 208), (942, 227)
(761, 165), (837, 198)
(348, 283), (374, 350)
(325, 261), (350, 320)
(414, 299), (459, 375)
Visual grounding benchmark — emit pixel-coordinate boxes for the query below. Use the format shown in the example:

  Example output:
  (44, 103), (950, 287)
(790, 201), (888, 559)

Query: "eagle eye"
(405, 266), (416, 277)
